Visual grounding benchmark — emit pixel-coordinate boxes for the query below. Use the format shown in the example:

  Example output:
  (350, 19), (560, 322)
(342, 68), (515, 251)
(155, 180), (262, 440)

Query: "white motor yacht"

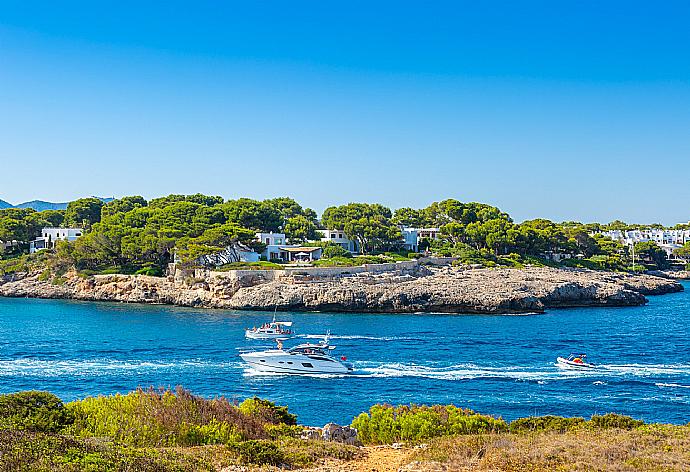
(240, 338), (353, 374)
(556, 353), (595, 369)
(245, 318), (295, 340)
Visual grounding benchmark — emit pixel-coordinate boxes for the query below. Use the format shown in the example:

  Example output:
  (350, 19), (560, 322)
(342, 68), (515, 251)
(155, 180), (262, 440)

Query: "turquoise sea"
(1, 282), (689, 426)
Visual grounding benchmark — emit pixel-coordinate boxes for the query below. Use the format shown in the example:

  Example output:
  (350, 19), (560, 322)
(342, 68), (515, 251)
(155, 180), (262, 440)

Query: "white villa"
(320, 229), (358, 253)
(256, 232), (323, 262)
(595, 228), (690, 257)
(401, 227), (441, 252)
(29, 227), (83, 253)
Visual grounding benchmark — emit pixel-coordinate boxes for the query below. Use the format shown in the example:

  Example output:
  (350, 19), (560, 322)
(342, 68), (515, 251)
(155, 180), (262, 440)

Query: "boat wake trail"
(297, 334), (414, 341)
(0, 358), (241, 377)
(351, 362), (690, 382)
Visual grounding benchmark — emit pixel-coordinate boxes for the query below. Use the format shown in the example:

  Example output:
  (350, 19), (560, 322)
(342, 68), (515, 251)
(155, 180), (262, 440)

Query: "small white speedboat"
(557, 353), (595, 369)
(240, 338), (353, 374)
(245, 319), (295, 340)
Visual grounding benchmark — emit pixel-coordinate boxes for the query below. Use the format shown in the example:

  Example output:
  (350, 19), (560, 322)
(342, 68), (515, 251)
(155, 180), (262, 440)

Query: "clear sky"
(1, 1), (689, 224)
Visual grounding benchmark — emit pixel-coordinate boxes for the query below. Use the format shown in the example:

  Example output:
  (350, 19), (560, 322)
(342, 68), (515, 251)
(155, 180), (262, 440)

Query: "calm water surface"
(1, 283), (689, 425)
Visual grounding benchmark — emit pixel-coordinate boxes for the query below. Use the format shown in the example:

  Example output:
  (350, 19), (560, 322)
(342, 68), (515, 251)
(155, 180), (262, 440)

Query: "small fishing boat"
(240, 337), (353, 374)
(245, 317), (295, 340)
(557, 353), (595, 369)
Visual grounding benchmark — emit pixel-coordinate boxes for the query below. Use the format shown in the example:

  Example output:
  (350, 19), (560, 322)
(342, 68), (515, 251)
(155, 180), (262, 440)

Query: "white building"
(595, 229), (690, 257)
(30, 227), (83, 253)
(401, 227), (441, 252)
(256, 232), (286, 246)
(320, 229), (358, 253)
(256, 232), (323, 262)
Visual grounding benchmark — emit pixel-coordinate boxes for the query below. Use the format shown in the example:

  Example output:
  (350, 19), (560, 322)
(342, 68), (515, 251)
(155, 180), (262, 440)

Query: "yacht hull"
(245, 331), (294, 340)
(556, 357), (595, 369)
(240, 350), (352, 374)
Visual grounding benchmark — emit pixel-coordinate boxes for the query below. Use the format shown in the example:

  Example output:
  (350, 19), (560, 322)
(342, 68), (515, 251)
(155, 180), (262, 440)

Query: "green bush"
(0, 429), (213, 471)
(67, 387), (272, 446)
(322, 244), (352, 259)
(134, 264), (164, 276)
(239, 397), (297, 426)
(0, 391), (74, 433)
(231, 439), (285, 465)
(589, 413), (644, 430)
(216, 261), (284, 271)
(509, 415), (586, 433)
(351, 404), (507, 444)
(312, 256), (358, 267)
(265, 423), (303, 439)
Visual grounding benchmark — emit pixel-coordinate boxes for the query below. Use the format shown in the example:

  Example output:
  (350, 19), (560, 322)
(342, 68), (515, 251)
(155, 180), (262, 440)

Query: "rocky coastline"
(0, 262), (683, 314)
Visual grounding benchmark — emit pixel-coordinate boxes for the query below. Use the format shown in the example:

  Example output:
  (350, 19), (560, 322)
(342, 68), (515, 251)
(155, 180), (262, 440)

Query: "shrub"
(509, 415), (585, 433)
(312, 256), (358, 267)
(322, 244), (352, 259)
(239, 397), (297, 426)
(351, 404), (507, 445)
(0, 391), (74, 433)
(589, 413), (644, 430)
(216, 261), (284, 271)
(67, 387), (272, 446)
(0, 429), (213, 471)
(265, 423), (303, 439)
(135, 264), (164, 276)
(231, 439), (285, 465)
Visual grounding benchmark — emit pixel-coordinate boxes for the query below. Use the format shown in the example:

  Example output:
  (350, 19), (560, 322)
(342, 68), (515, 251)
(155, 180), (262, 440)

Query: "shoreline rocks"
(0, 265), (683, 314)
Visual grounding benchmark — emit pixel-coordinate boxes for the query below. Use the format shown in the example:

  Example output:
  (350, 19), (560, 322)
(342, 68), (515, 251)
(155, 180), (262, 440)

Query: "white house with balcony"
(401, 227), (441, 252)
(320, 229), (358, 253)
(256, 232), (323, 262)
(29, 227), (83, 253)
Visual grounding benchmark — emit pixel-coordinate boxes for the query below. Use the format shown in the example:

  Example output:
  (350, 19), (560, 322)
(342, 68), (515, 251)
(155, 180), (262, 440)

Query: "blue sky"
(1, 1), (689, 224)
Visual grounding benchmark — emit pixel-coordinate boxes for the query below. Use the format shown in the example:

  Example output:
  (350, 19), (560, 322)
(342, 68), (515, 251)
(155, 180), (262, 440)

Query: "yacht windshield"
(289, 345), (328, 356)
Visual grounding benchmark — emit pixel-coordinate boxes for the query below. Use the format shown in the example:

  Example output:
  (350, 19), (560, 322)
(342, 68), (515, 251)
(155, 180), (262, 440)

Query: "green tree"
(221, 199), (282, 232)
(101, 196), (147, 221)
(674, 242), (690, 258)
(321, 203), (400, 254)
(634, 241), (670, 269)
(64, 198), (104, 227)
(176, 223), (255, 263)
(392, 207), (422, 227)
(284, 215), (320, 243)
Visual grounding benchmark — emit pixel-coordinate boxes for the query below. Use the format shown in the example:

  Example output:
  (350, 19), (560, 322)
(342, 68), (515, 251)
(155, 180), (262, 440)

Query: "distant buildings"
(256, 232), (323, 263)
(320, 229), (358, 253)
(401, 227), (441, 252)
(595, 229), (690, 257)
(29, 227), (83, 253)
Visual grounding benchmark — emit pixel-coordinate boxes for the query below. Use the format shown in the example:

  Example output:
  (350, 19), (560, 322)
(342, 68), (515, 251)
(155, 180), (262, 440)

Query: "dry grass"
(290, 425), (690, 472)
(406, 425), (690, 471)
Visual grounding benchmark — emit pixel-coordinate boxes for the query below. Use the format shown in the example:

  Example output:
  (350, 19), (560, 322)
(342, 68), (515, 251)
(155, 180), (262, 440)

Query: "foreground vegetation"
(0, 388), (358, 471)
(1, 389), (688, 471)
(1, 194), (688, 278)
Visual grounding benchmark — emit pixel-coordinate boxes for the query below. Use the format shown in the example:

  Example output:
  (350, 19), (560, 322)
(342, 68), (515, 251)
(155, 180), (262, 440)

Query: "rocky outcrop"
(0, 265), (683, 314)
(651, 270), (690, 280)
(301, 423), (360, 445)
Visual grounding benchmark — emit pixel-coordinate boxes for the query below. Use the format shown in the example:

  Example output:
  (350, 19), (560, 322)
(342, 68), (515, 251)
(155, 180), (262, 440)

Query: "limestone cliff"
(0, 263), (682, 314)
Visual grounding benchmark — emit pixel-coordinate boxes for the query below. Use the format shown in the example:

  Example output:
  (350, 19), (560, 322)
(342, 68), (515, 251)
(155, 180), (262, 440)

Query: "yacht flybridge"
(245, 318), (295, 340)
(240, 338), (353, 374)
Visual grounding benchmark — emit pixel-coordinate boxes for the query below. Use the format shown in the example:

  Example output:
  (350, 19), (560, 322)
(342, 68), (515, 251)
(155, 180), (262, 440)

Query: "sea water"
(1, 282), (688, 426)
